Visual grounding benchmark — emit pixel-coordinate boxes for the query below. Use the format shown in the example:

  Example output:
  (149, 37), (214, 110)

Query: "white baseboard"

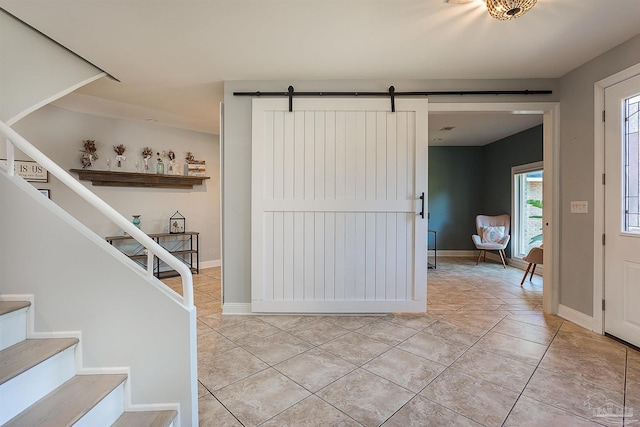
(200, 259), (221, 269)
(222, 303), (253, 315)
(558, 304), (594, 331)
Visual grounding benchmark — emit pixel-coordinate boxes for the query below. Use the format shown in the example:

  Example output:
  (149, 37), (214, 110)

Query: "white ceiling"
(2, 0), (639, 143)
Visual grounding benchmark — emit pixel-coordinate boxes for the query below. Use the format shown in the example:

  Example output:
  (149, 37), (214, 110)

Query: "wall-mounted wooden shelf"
(70, 169), (210, 189)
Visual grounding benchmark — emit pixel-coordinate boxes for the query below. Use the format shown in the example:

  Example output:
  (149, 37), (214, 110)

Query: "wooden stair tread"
(0, 338), (79, 385)
(0, 301), (31, 316)
(3, 374), (127, 427)
(111, 410), (178, 427)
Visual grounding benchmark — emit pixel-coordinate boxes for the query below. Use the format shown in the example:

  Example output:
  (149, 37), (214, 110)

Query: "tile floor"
(163, 257), (640, 426)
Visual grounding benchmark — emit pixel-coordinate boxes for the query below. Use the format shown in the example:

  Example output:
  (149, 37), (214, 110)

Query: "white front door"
(251, 98), (428, 313)
(604, 73), (640, 347)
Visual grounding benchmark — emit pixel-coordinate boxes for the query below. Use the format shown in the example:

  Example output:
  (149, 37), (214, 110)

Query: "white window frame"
(511, 161), (544, 265)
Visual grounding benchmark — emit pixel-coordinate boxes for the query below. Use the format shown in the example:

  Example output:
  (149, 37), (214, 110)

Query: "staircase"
(0, 300), (177, 427)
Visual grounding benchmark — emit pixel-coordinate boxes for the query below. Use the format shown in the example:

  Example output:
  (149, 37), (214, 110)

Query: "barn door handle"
(419, 192), (425, 218)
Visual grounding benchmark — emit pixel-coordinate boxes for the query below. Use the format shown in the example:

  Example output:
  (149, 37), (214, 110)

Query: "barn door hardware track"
(234, 86), (553, 112)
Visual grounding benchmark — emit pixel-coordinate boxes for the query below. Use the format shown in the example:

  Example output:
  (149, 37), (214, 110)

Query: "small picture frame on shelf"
(170, 210), (185, 234)
(38, 188), (51, 198)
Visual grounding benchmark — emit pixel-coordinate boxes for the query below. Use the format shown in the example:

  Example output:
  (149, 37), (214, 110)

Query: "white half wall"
(0, 171), (197, 427)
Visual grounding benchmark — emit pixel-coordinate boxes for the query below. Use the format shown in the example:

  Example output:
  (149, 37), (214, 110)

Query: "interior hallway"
(163, 258), (640, 426)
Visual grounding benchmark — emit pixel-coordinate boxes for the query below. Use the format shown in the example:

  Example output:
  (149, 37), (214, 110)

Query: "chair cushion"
(482, 226), (505, 243)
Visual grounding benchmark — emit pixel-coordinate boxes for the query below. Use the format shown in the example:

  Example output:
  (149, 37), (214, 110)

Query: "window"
(512, 162), (543, 260)
(625, 93), (640, 232)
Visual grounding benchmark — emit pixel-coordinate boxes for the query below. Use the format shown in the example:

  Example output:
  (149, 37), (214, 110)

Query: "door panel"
(251, 98), (428, 313)
(604, 74), (640, 347)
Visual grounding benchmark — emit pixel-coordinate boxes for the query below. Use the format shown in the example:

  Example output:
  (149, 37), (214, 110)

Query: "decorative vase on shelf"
(156, 159), (164, 174)
(132, 215), (141, 229)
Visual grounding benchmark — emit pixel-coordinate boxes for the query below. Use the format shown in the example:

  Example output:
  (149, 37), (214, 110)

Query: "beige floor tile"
(451, 347), (536, 392)
(386, 313), (439, 330)
(198, 330), (237, 359)
(363, 348), (446, 393)
(198, 347), (268, 392)
(474, 331), (547, 365)
(198, 381), (210, 398)
(551, 330), (627, 367)
(213, 368), (310, 426)
(217, 317), (281, 345)
(320, 331), (392, 365)
(242, 331), (313, 365)
(274, 348), (356, 392)
(492, 317), (557, 345)
(261, 395), (361, 427)
(321, 315), (383, 330)
(317, 368), (415, 427)
(286, 319), (350, 346)
(198, 313), (247, 330)
(198, 394), (242, 427)
(539, 346), (626, 393)
(420, 368), (519, 427)
(186, 260), (640, 425)
(398, 331), (468, 365)
(256, 315), (316, 330)
(425, 320), (488, 346)
(503, 395), (602, 426)
(196, 319), (214, 335)
(523, 367), (624, 422)
(505, 312), (564, 331)
(356, 320), (420, 346)
(382, 395), (482, 426)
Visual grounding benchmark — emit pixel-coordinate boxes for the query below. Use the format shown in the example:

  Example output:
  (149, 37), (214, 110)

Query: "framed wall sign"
(1, 159), (48, 182)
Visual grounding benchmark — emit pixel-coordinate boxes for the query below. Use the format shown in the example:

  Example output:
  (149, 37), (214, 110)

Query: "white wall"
(0, 172), (197, 426)
(0, 10), (103, 123)
(5, 105), (221, 266)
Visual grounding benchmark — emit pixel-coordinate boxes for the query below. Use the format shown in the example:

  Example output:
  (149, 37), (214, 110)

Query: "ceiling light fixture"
(486, 0), (537, 20)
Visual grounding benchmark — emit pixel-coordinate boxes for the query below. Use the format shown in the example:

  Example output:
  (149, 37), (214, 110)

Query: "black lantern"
(169, 211), (185, 234)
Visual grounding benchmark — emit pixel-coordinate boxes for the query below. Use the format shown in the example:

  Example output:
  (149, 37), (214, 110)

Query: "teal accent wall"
(428, 124), (543, 255)
(428, 146), (484, 250)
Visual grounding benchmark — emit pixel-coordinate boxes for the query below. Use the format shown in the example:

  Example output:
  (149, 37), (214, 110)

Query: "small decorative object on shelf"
(134, 160), (140, 172)
(80, 139), (98, 169)
(113, 144), (126, 167)
(106, 157), (111, 170)
(142, 147), (153, 172)
(185, 151), (206, 176)
(156, 151), (166, 174)
(167, 149), (177, 175)
(132, 215), (141, 229)
(170, 211), (185, 234)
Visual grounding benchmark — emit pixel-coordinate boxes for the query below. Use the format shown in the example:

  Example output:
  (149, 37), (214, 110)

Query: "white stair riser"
(74, 381), (125, 427)
(0, 346), (76, 425)
(0, 308), (28, 351)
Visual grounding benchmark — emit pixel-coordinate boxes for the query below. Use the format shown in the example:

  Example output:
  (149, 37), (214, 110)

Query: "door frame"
(594, 62), (640, 334)
(429, 102), (559, 314)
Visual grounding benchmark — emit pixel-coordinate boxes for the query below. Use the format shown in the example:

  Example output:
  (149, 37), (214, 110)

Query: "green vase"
(132, 215), (141, 229)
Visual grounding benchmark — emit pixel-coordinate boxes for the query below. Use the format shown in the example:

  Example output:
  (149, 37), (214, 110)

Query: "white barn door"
(251, 98), (428, 313)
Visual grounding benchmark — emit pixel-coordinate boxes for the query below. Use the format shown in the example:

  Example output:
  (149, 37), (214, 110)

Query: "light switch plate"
(570, 201), (588, 214)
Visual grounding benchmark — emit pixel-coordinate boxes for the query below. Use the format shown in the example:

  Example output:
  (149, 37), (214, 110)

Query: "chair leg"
(498, 250), (506, 268)
(476, 250), (483, 265)
(521, 263), (532, 286)
(530, 263), (537, 280)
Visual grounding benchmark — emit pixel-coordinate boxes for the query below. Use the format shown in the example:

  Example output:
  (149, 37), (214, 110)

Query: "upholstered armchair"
(472, 214), (510, 268)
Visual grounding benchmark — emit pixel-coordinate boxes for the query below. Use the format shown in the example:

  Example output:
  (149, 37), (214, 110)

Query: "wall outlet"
(570, 200), (588, 214)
